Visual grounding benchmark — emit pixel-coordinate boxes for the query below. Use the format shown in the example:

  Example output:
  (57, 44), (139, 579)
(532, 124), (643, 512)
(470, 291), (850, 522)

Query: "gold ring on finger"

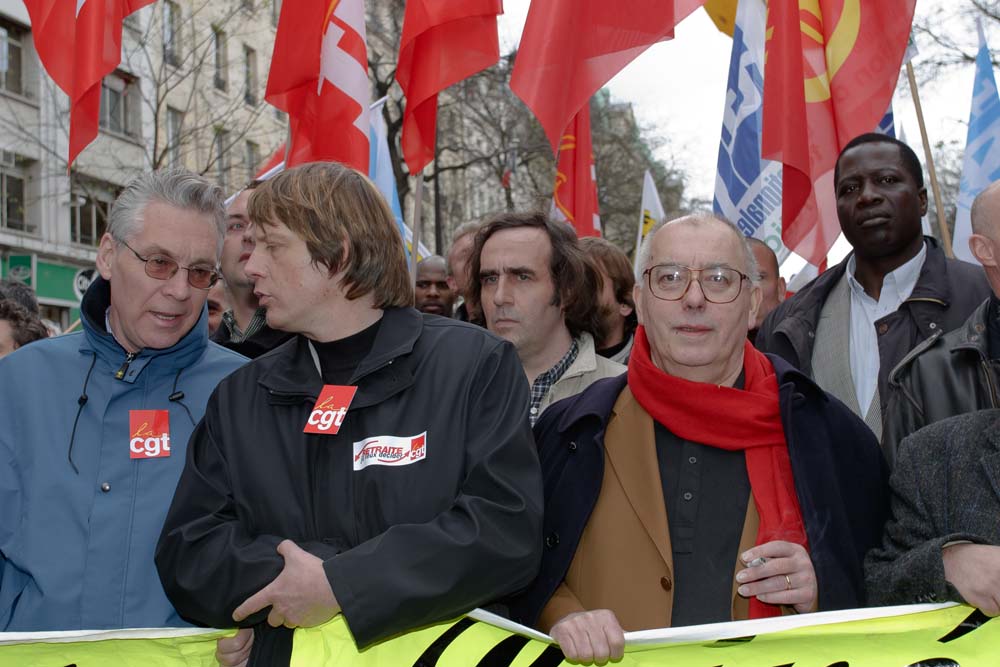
(784, 574), (792, 590)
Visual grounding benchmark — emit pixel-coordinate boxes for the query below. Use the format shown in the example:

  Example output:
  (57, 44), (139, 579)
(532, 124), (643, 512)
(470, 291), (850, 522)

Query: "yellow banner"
(1, 605), (997, 667)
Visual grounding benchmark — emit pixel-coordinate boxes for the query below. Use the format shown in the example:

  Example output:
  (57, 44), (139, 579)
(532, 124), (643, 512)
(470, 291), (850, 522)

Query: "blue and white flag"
(713, 0), (788, 264)
(954, 21), (1000, 264)
(369, 97), (431, 260)
(876, 106), (895, 138)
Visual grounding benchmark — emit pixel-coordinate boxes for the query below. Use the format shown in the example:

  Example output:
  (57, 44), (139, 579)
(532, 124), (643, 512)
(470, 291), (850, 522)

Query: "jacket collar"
(772, 237), (948, 339)
(550, 352), (825, 435)
(906, 237), (951, 304)
(561, 332), (599, 380)
(948, 298), (991, 357)
(78, 276), (209, 377)
(258, 307), (423, 403)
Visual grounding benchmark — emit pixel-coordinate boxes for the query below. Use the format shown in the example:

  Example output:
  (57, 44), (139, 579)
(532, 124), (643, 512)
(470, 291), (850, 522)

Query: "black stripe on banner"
(526, 645), (566, 667)
(412, 617), (478, 667)
(474, 635), (531, 667)
(706, 635), (756, 647)
(938, 608), (992, 643)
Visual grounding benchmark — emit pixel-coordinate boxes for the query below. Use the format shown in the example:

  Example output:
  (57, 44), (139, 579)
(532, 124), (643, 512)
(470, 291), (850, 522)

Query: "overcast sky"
(496, 1), (991, 268)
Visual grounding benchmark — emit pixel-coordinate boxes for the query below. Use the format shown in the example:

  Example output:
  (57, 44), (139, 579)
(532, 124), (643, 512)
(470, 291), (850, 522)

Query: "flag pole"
(906, 61), (954, 258)
(410, 172), (425, 285)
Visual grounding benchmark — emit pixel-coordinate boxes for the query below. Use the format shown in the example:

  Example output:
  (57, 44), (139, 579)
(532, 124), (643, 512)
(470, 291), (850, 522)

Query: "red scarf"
(627, 325), (808, 618)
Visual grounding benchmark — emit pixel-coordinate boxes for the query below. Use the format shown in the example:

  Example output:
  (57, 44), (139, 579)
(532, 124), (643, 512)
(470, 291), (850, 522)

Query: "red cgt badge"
(129, 410), (171, 459)
(304, 385), (358, 435)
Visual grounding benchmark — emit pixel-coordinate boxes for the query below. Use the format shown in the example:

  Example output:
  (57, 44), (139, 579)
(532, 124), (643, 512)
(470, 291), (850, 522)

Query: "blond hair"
(248, 162), (412, 308)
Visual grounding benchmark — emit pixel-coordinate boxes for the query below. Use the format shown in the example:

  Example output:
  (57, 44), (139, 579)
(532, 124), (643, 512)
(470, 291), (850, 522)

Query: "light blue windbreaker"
(0, 278), (246, 630)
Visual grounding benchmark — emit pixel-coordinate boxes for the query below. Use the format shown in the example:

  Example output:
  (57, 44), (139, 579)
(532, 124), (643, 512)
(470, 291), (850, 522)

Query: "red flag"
(24, 0), (154, 166)
(266, 0), (370, 171)
(397, 0), (503, 174)
(511, 0), (705, 152)
(552, 106), (601, 238)
(762, 0), (916, 265)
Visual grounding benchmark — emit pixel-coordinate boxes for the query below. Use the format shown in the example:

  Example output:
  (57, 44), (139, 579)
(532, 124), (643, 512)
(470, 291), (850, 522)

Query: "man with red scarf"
(508, 215), (889, 665)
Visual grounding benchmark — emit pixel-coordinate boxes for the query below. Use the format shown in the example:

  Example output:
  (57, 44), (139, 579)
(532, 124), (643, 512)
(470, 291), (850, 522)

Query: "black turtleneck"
(310, 317), (382, 385)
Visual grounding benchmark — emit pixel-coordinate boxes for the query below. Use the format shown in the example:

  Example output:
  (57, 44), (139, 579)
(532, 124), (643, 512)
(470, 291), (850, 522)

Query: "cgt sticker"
(353, 432), (427, 471)
(129, 410), (171, 459)
(305, 385), (358, 435)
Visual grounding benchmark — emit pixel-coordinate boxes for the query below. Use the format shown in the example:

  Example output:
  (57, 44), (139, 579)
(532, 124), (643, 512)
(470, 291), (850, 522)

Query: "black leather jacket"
(882, 298), (1000, 467)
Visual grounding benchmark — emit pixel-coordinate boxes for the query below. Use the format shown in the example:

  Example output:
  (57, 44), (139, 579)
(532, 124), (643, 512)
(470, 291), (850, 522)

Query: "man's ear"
(97, 233), (117, 280)
(777, 277), (787, 303)
(918, 187), (928, 218)
(969, 233), (996, 267)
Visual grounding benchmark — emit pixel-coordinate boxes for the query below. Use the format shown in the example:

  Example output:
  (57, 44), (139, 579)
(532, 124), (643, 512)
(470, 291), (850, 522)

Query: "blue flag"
(954, 21), (1000, 263)
(369, 98), (430, 260)
(713, 0), (788, 263)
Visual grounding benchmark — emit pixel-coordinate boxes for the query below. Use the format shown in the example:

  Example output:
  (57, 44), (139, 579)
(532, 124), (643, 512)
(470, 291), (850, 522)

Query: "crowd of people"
(0, 132), (998, 667)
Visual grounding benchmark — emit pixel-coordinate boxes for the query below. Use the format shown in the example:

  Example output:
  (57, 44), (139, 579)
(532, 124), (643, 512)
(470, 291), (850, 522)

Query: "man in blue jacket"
(509, 215), (889, 665)
(0, 169), (246, 631)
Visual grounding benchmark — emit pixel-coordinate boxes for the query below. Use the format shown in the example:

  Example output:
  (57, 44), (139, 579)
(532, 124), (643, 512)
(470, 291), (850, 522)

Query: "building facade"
(0, 0), (284, 328)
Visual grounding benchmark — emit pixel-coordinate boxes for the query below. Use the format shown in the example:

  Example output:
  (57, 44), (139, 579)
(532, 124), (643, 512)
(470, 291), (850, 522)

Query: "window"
(271, 0), (283, 27)
(245, 140), (259, 180)
(215, 129), (230, 191)
(0, 21), (27, 98)
(71, 194), (109, 246)
(166, 107), (184, 168)
(243, 45), (257, 106)
(162, 0), (182, 67)
(212, 27), (227, 91)
(100, 72), (142, 139)
(0, 153), (33, 234)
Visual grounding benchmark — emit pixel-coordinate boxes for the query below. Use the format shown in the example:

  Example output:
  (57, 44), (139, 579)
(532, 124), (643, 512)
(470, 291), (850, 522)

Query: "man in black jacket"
(156, 163), (543, 666)
(882, 180), (1000, 464)
(756, 134), (989, 444)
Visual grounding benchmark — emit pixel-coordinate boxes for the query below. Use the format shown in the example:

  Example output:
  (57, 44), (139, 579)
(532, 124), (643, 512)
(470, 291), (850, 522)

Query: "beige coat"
(538, 333), (626, 416)
(537, 386), (759, 633)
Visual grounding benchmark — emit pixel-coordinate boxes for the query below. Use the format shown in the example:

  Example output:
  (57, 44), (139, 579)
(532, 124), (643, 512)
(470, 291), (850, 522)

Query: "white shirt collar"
(846, 240), (927, 304)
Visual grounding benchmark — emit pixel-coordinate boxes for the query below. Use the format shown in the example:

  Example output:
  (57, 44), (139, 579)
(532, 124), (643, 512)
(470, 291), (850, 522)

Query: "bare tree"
(911, 0), (999, 81)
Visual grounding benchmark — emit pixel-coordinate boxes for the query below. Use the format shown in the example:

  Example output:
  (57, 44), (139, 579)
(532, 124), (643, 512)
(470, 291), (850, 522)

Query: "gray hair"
(108, 169), (227, 256)
(635, 212), (760, 285)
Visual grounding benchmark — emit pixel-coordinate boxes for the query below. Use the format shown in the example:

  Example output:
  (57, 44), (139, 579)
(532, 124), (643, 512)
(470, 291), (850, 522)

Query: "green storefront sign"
(4, 254), (33, 287)
(3, 254), (94, 323)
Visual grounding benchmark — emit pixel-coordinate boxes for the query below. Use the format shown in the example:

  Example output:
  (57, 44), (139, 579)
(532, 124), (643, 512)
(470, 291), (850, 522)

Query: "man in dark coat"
(509, 214), (889, 665)
(156, 163), (543, 666)
(866, 410), (1000, 613)
(756, 134), (989, 444)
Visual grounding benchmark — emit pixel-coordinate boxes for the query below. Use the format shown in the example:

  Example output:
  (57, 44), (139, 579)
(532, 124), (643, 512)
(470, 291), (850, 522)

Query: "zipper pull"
(115, 352), (138, 380)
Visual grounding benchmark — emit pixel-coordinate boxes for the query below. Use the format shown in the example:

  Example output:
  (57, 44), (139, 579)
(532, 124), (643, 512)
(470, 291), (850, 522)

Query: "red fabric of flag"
(266, 0), (370, 171)
(397, 0), (503, 174)
(762, 0), (916, 265)
(24, 0), (154, 167)
(511, 0), (705, 152)
(552, 106), (601, 238)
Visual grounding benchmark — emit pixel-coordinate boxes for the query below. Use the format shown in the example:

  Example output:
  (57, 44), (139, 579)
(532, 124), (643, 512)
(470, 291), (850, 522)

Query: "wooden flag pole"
(410, 172), (425, 286)
(906, 61), (954, 258)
